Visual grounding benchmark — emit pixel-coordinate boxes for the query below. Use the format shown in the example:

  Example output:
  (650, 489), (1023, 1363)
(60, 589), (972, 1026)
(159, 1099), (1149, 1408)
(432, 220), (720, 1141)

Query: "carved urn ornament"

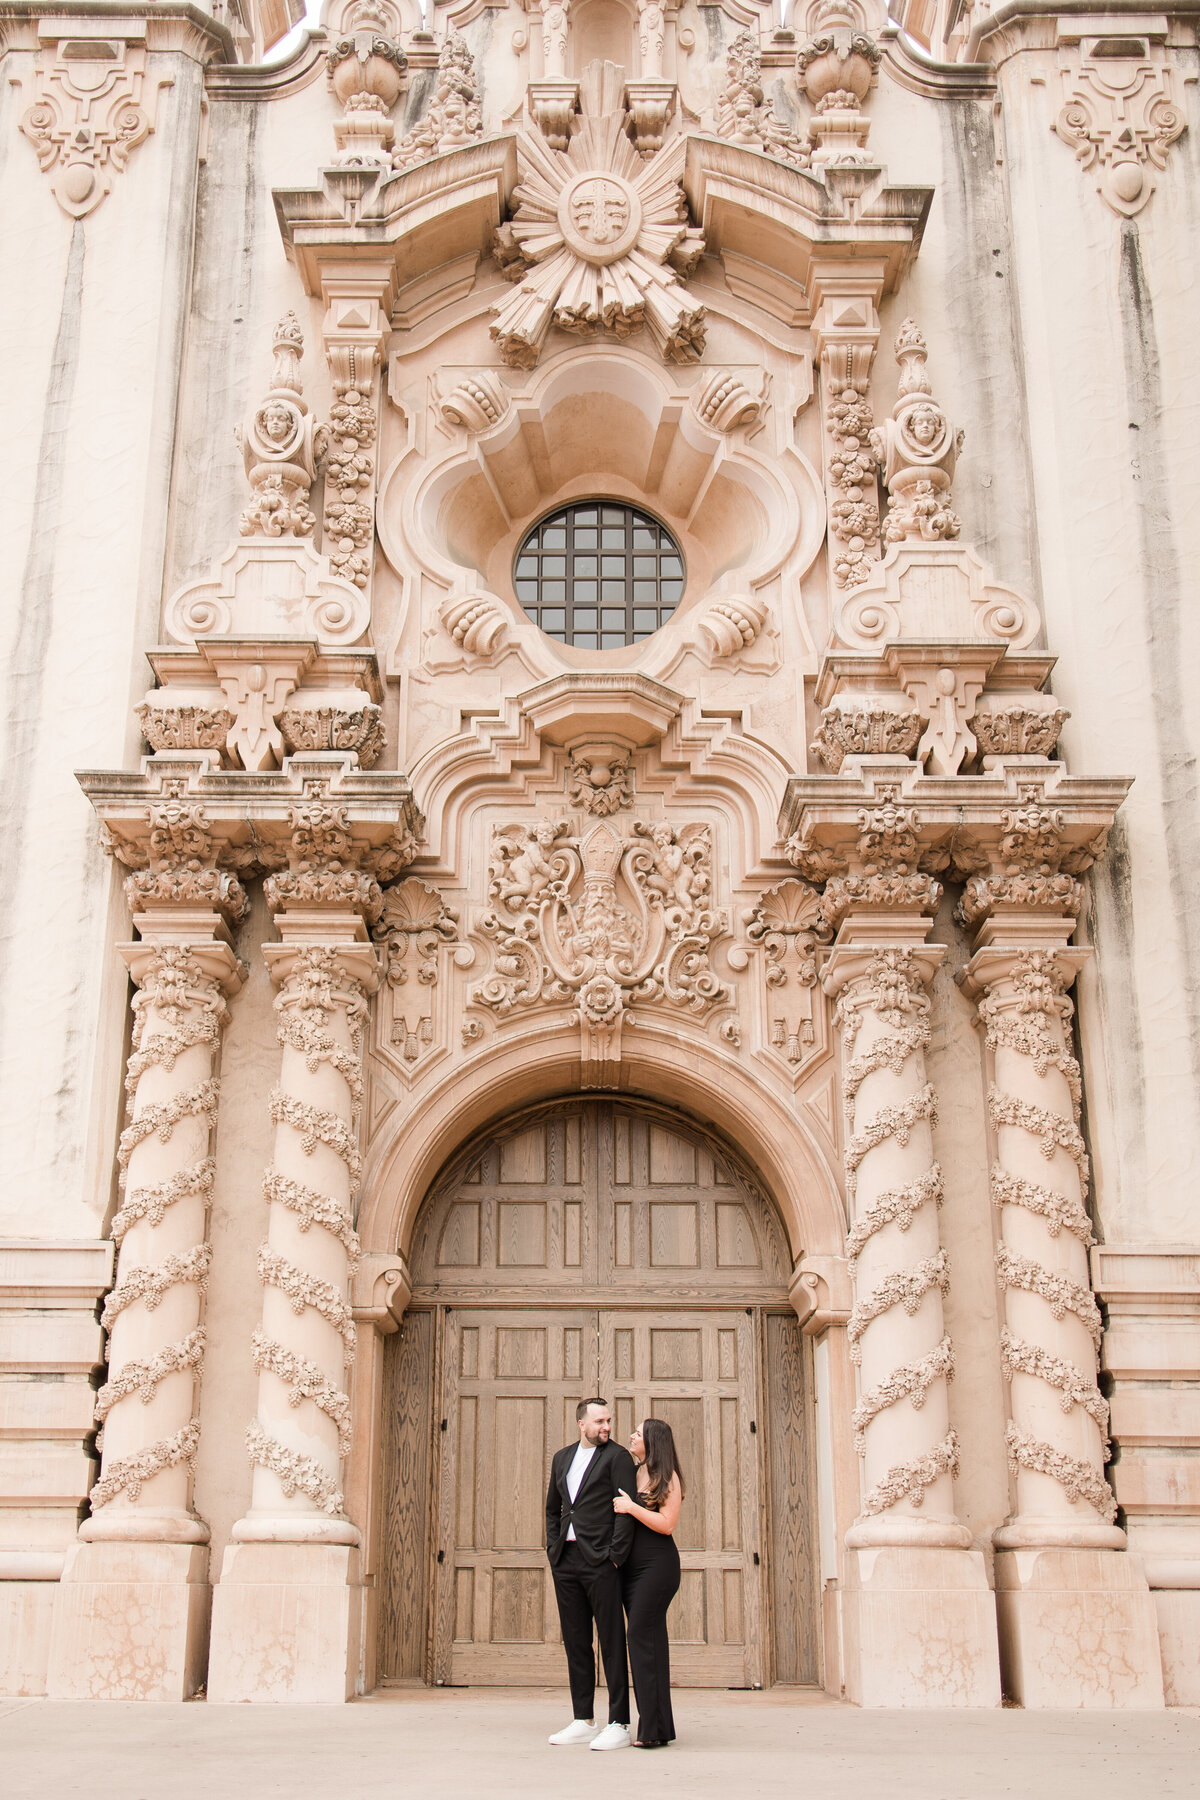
(327, 28), (407, 168)
(796, 0), (881, 167)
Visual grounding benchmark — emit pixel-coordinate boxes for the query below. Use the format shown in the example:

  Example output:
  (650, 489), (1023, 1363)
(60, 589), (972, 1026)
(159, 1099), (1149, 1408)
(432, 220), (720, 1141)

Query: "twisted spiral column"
(825, 938), (971, 1550)
(964, 944), (1122, 1550)
(84, 937), (244, 1541)
(234, 935), (378, 1545)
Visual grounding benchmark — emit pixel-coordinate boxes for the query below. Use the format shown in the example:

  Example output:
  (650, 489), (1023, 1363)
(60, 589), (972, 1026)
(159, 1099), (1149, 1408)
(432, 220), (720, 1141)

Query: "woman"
(613, 1418), (685, 1749)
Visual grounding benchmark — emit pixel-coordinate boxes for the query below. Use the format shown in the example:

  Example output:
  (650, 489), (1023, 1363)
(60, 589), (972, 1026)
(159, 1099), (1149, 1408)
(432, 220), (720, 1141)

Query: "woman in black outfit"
(613, 1419), (685, 1749)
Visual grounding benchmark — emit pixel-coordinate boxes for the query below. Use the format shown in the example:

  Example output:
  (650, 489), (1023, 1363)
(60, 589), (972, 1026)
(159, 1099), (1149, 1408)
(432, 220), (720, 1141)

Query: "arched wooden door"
(377, 1102), (818, 1688)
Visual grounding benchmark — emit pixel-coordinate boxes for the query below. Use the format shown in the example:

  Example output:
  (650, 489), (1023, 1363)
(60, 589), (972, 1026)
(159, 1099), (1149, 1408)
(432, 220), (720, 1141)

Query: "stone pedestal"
(841, 1545), (1001, 1707)
(995, 1548), (1164, 1708)
(46, 1541), (210, 1700)
(207, 1543), (362, 1702)
(1152, 1588), (1200, 1706)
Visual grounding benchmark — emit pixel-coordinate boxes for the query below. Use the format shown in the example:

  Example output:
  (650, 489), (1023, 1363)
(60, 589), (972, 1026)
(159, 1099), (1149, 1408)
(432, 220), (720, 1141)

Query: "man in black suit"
(545, 1397), (638, 1750)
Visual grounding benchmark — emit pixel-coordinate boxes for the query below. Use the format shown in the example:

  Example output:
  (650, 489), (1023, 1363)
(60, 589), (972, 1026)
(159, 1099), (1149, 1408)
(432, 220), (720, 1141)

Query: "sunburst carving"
(490, 63), (705, 370)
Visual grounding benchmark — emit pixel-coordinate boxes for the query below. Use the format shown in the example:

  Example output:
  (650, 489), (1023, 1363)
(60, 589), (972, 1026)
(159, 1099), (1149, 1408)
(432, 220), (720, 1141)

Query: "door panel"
(433, 1309), (598, 1685)
(599, 1309), (763, 1686)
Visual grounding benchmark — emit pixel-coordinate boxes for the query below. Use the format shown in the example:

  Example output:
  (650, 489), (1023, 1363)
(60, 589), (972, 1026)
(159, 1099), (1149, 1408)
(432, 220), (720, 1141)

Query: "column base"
(45, 1541), (210, 1700)
(842, 1545), (1002, 1707)
(995, 1549), (1164, 1708)
(207, 1541), (362, 1703)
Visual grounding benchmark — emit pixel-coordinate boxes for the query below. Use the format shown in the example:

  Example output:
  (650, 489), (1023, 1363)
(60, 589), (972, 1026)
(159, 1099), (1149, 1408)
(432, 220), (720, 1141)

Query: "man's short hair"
(576, 1397), (607, 1422)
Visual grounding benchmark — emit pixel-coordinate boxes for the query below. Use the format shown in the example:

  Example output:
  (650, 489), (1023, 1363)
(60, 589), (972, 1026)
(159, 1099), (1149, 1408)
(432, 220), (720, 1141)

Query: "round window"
(513, 502), (685, 649)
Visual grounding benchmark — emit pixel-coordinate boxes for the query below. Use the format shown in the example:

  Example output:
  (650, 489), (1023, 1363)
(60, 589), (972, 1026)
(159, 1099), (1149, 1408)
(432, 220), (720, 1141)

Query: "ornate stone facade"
(3, 0), (1197, 1720)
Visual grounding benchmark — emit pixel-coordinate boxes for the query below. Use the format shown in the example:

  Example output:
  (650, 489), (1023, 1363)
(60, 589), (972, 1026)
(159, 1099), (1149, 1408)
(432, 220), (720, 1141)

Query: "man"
(545, 1397), (638, 1750)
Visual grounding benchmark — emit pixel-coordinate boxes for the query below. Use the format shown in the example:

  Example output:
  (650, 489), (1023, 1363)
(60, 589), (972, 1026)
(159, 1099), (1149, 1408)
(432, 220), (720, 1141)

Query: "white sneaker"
(589, 1723), (632, 1752)
(548, 1720), (599, 1745)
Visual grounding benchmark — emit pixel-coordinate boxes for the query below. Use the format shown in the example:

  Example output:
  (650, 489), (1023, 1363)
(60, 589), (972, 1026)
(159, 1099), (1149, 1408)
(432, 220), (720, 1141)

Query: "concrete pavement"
(2, 1686), (1198, 1799)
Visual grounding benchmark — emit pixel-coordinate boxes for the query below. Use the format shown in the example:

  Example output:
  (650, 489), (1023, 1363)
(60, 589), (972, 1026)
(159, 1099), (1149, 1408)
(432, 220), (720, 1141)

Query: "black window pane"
(514, 502), (685, 648)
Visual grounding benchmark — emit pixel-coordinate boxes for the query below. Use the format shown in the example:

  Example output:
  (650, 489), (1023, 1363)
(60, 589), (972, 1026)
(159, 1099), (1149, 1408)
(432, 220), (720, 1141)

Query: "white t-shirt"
(564, 1442), (597, 1541)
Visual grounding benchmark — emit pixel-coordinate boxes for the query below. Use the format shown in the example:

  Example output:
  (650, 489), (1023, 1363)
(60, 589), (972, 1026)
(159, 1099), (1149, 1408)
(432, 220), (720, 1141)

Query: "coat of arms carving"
(472, 819), (727, 1073)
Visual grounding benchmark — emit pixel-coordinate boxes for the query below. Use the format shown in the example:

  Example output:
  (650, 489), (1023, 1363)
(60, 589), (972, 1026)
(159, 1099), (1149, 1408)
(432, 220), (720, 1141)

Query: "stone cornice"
(205, 25), (328, 101)
(77, 752), (424, 880)
(779, 758), (1131, 883)
(880, 24), (995, 99)
(684, 134), (933, 322)
(967, 0), (1200, 62)
(0, 2), (235, 62)
(273, 135), (518, 298)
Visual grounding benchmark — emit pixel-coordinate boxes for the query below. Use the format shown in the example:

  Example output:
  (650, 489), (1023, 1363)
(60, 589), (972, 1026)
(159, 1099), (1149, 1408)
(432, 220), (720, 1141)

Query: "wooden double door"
(378, 1102), (817, 1689)
(433, 1305), (762, 1686)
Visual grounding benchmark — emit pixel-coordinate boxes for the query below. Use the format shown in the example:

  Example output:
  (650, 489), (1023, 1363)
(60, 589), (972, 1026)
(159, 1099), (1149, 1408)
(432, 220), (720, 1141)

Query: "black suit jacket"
(546, 1438), (638, 1568)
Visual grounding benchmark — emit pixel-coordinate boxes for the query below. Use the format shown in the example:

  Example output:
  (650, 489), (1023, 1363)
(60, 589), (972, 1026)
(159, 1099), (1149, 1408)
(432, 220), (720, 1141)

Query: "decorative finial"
(870, 321), (963, 544)
(236, 316), (328, 541)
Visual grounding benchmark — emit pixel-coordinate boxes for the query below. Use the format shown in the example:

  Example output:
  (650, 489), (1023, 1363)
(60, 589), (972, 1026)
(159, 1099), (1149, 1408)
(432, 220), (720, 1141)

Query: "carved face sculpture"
(257, 400), (299, 453)
(902, 402), (946, 457)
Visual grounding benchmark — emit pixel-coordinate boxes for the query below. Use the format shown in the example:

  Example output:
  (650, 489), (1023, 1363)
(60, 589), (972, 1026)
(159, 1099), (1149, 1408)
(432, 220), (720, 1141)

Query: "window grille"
(513, 502), (685, 648)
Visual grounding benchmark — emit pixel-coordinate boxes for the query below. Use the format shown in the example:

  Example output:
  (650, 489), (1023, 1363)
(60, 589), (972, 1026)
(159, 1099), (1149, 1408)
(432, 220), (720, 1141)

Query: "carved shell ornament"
(490, 68), (705, 369)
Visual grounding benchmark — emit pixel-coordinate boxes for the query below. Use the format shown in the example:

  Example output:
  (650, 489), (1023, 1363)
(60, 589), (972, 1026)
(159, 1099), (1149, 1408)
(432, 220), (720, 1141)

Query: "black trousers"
(550, 1543), (630, 1725)
(622, 1529), (680, 1744)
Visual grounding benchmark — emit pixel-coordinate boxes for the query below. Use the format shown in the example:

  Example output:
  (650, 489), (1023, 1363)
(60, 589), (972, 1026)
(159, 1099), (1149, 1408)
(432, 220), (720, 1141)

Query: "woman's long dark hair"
(640, 1418), (686, 1511)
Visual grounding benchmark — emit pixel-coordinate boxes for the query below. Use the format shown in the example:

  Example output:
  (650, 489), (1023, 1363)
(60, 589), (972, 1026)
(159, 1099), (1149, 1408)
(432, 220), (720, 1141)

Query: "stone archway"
(374, 1098), (819, 1690)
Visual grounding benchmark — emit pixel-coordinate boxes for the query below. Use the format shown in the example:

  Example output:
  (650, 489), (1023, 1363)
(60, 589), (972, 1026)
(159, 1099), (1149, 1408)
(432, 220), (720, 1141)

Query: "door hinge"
(441, 1418), (448, 1431)
(749, 1420), (757, 1434)
(437, 1549), (445, 1563)
(753, 1552), (760, 1566)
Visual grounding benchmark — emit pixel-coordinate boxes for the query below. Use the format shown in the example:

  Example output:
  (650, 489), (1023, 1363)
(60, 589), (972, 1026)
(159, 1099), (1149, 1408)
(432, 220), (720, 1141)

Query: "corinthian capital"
(105, 789), (249, 929)
(785, 778), (942, 933)
(952, 776), (1116, 935)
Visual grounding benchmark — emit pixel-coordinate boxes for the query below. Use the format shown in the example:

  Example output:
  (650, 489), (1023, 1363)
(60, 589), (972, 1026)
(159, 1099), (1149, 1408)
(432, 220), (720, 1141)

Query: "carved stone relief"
(164, 316), (368, 650)
(1053, 34), (1186, 216)
(471, 817), (728, 1081)
(741, 880), (830, 1070)
(490, 63), (706, 368)
(371, 877), (462, 1067)
(16, 22), (168, 218)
